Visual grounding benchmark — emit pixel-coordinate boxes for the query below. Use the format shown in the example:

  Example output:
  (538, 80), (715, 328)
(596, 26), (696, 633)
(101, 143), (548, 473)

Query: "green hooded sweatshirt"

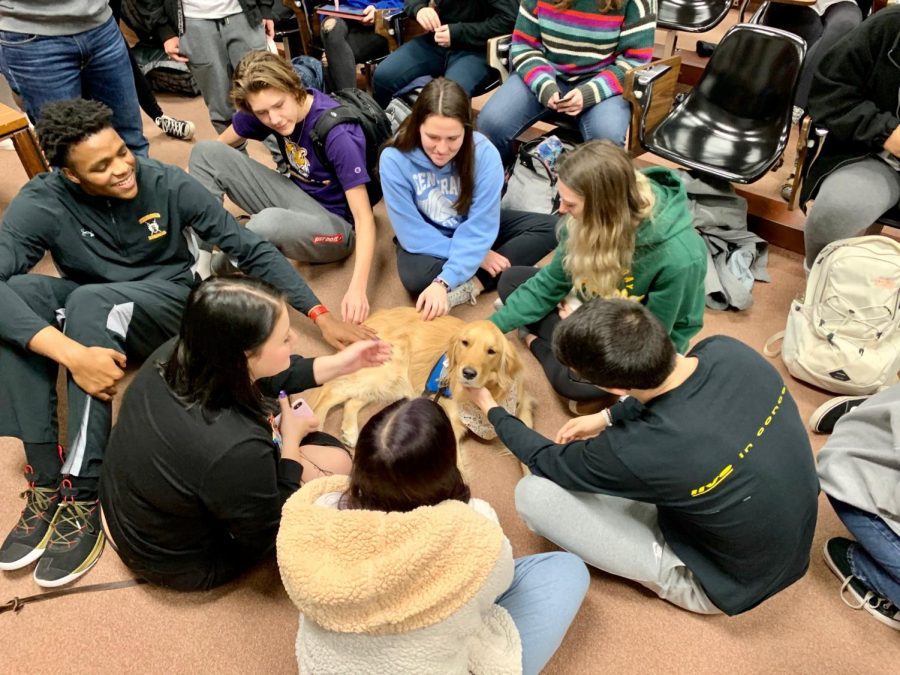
(491, 166), (707, 353)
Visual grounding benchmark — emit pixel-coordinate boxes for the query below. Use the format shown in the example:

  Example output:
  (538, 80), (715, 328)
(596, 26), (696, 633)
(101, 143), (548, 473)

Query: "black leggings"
(395, 209), (558, 296)
(127, 48), (164, 120)
(497, 267), (604, 402)
(763, 2), (862, 110)
(110, 0), (165, 120)
(321, 17), (389, 92)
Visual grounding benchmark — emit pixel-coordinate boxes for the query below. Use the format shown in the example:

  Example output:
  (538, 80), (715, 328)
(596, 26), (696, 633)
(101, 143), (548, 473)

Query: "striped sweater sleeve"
(510, 0), (561, 107)
(577, 0), (656, 107)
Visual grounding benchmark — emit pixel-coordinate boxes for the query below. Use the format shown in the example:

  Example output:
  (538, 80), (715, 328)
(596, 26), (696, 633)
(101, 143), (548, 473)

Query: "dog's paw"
(340, 428), (359, 448)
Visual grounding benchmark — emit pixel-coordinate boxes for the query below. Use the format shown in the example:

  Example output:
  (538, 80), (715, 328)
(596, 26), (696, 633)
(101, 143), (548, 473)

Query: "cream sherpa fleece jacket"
(276, 475), (522, 674)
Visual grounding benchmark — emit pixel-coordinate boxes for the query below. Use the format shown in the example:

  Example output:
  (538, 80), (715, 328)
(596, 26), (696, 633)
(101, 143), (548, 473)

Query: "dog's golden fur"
(442, 319), (534, 441)
(307, 308), (534, 475)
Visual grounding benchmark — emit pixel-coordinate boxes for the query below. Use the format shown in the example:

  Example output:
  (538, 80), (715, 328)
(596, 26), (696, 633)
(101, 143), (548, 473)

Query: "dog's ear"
(447, 329), (462, 369)
(498, 333), (523, 390)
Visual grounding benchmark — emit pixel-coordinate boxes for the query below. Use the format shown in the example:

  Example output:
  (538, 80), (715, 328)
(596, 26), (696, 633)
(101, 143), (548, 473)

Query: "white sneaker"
(155, 114), (195, 141)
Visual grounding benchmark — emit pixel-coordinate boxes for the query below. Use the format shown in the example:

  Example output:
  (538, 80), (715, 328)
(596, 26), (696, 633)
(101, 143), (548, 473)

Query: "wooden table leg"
(9, 127), (49, 178)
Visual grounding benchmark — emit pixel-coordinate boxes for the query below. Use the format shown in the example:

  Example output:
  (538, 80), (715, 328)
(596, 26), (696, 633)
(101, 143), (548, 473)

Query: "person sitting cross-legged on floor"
(490, 141), (706, 413)
(189, 50), (378, 325)
(277, 397), (589, 675)
(465, 298), (820, 615)
(379, 78), (557, 320)
(0, 99), (367, 588)
(100, 277), (391, 591)
(818, 384), (900, 631)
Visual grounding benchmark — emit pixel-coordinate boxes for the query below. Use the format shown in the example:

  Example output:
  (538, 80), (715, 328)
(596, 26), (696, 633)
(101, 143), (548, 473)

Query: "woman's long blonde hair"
(557, 140), (655, 298)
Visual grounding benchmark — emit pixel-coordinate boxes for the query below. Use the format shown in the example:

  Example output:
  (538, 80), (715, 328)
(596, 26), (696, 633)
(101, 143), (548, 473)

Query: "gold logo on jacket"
(139, 213), (167, 241)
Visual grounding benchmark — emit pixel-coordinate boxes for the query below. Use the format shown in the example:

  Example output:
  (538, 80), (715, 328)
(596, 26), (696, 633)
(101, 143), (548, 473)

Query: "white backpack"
(764, 235), (900, 395)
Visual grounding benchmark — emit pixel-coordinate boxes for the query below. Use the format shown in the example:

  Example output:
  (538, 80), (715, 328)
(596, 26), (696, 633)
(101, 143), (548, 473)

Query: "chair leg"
(10, 127), (49, 178)
(661, 31), (678, 58)
(362, 62), (375, 94)
(788, 168), (803, 211)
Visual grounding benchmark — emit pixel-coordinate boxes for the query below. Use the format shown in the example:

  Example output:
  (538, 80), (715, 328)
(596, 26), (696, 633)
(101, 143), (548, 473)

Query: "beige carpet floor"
(1, 67), (898, 674)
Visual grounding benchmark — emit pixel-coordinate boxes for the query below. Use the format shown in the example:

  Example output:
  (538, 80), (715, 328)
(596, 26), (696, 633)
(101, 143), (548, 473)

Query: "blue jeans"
(0, 15), (149, 157)
(829, 495), (900, 606)
(496, 552), (589, 675)
(477, 73), (631, 165)
(373, 35), (493, 107)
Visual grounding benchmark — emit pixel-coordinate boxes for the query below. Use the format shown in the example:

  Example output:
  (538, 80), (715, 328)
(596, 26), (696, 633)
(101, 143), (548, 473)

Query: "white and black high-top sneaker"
(155, 114), (195, 141)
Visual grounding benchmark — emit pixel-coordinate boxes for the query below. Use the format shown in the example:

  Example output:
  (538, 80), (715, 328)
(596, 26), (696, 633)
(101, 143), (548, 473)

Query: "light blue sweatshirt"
(379, 132), (504, 290)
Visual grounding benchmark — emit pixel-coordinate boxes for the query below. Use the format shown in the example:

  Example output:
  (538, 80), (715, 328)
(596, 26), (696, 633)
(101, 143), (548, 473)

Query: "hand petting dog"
(312, 338), (392, 383)
(464, 386), (498, 415)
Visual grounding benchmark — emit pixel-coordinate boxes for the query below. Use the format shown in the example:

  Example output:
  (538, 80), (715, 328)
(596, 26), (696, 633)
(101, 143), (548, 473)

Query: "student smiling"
(378, 78), (557, 319)
(0, 99), (352, 587)
(189, 51), (378, 327)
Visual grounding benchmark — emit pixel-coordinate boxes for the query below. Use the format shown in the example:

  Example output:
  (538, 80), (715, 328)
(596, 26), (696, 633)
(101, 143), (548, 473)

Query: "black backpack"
(310, 89), (392, 207)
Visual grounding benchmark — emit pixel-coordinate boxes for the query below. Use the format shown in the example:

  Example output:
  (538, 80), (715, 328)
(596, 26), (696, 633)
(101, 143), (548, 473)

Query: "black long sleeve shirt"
(489, 336), (820, 615)
(0, 157), (320, 350)
(404, 0), (518, 52)
(100, 341), (317, 585)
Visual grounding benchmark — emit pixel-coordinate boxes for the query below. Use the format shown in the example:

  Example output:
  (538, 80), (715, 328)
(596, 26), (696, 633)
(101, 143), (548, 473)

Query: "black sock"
(23, 442), (62, 488)
(64, 476), (99, 502)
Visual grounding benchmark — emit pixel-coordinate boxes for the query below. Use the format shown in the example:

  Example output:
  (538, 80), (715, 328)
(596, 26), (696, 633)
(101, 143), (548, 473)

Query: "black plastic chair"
(657, 0), (733, 31)
(637, 23), (806, 183)
(657, 0), (733, 55)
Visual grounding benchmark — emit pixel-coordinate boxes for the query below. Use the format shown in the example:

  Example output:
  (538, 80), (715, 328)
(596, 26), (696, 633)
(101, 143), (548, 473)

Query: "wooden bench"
(0, 102), (49, 178)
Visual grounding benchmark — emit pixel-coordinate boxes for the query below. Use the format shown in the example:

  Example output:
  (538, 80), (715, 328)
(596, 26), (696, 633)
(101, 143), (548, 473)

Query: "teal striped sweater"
(510, 0), (656, 108)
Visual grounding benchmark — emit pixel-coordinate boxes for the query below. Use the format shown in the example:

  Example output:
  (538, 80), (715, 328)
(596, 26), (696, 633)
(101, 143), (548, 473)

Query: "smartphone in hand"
(274, 397), (315, 428)
(290, 397), (315, 419)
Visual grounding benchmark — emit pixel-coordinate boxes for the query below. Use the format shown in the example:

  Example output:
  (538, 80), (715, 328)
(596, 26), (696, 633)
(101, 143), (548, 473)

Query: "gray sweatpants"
(179, 14), (267, 134)
(515, 475), (721, 614)
(178, 14), (283, 166)
(804, 157), (900, 268)
(189, 141), (355, 263)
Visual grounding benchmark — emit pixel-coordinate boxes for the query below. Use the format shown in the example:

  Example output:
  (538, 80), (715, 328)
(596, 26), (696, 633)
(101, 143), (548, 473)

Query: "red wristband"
(307, 304), (329, 322)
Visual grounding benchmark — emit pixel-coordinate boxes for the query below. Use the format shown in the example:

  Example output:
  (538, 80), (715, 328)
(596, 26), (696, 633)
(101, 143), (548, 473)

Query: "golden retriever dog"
(309, 307), (463, 448)
(307, 307), (533, 477)
(442, 319), (534, 444)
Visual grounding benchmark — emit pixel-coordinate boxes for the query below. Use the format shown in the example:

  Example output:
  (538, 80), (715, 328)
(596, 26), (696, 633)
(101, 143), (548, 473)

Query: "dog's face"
(448, 320), (522, 392)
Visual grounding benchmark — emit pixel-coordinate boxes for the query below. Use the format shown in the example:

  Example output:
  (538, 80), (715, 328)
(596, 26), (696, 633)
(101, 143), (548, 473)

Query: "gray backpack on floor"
(501, 136), (574, 215)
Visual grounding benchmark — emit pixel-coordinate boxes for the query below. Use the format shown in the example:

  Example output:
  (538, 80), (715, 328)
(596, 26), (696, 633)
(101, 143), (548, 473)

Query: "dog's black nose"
(462, 367), (477, 380)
